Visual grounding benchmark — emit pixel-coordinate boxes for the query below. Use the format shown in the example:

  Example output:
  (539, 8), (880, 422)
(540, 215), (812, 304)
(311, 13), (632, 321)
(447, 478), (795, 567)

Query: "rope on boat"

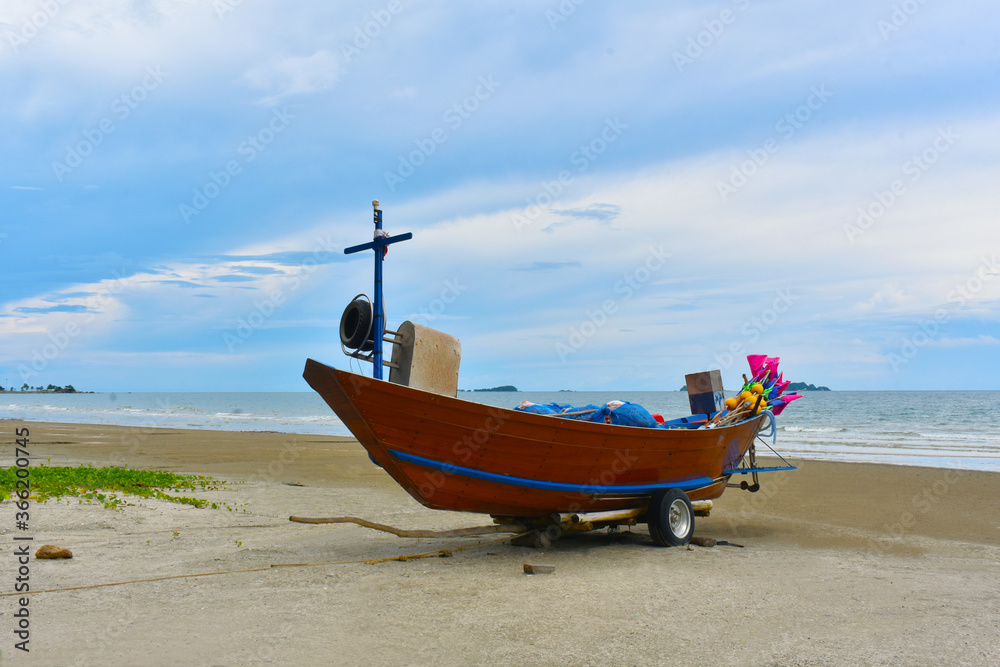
(757, 410), (777, 444)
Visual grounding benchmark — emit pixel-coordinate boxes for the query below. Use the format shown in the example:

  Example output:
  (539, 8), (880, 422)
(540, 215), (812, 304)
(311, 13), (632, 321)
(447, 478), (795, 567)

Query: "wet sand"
(3, 420), (999, 665)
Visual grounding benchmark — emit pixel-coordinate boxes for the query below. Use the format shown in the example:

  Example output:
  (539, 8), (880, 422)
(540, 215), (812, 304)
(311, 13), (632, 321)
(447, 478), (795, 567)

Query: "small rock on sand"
(523, 563), (556, 575)
(36, 545), (73, 559)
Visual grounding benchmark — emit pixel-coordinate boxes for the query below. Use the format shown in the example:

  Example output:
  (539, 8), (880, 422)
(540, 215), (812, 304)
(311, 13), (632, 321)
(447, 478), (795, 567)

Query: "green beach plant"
(0, 465), (234, 511)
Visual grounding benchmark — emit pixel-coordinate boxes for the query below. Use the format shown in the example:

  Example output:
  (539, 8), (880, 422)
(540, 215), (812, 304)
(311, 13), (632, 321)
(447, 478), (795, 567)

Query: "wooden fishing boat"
(305, 359), (767, 514)
(303, 201), (793, 546)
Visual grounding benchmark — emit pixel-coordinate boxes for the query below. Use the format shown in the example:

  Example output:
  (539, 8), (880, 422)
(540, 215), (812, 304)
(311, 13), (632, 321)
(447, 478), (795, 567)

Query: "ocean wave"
(119, 406), (207, 415)
(771, 449), (1000, 473)
(5, 390), (997, 468)
(781, 426), (847, 433)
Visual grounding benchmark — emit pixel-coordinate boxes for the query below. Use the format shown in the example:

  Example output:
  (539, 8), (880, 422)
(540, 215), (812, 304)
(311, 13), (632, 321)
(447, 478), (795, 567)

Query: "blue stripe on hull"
(389, 449), (715, 496)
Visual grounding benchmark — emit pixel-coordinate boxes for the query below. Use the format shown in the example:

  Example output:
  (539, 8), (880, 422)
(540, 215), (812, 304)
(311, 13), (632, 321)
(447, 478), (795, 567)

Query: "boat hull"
(304, 359), (764, 518)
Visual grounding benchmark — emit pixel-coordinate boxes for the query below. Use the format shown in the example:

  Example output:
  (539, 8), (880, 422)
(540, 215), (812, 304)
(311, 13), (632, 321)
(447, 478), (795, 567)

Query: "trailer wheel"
(648, 488), (694, 547)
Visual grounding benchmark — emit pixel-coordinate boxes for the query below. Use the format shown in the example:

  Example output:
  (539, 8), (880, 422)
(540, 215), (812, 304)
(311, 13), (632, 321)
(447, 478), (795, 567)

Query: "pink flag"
(746, 354), (767, 377)
(770, 393), (801, 415)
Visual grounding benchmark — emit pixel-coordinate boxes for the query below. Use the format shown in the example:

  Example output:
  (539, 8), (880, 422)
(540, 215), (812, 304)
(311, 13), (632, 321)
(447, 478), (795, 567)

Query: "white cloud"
(927, 335), (1000, 348)
(241, 50), (340, 105)
(391, 86), (418, 100)
(4, 2), (1000, 390)
(0, 253), (329, 358)
(853, 283), (910, 312)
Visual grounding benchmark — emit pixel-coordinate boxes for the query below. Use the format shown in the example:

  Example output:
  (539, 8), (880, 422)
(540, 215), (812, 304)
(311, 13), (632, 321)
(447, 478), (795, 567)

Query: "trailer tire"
(648, 488), (694, 547)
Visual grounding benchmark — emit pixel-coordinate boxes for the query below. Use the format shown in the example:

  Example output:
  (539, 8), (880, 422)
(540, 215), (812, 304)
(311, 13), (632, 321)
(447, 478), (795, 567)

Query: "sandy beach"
(3, 419), (999, 666)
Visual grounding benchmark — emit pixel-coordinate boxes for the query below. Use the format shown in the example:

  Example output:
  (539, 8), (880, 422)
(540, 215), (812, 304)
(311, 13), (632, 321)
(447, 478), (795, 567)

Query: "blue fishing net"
(589, 402), (658, 427)
(515, 401), (658, 427)
(515, 402), (562, 415)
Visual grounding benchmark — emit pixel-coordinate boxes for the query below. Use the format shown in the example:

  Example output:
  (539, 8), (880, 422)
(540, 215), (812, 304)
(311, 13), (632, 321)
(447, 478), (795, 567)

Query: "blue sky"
(2, 0), (999, 392)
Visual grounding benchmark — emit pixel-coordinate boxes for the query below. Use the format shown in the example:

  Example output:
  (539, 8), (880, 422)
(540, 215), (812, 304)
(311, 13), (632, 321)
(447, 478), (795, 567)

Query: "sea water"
(3, 389), (999, 472)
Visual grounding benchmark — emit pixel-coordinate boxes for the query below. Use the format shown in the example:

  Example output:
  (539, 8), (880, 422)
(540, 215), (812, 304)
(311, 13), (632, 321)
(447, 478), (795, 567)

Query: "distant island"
(472, 385), (518, 392)
(680, 382), (830, 392)
(786, 382), (830, 391)
(1, 384), (80, 393)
